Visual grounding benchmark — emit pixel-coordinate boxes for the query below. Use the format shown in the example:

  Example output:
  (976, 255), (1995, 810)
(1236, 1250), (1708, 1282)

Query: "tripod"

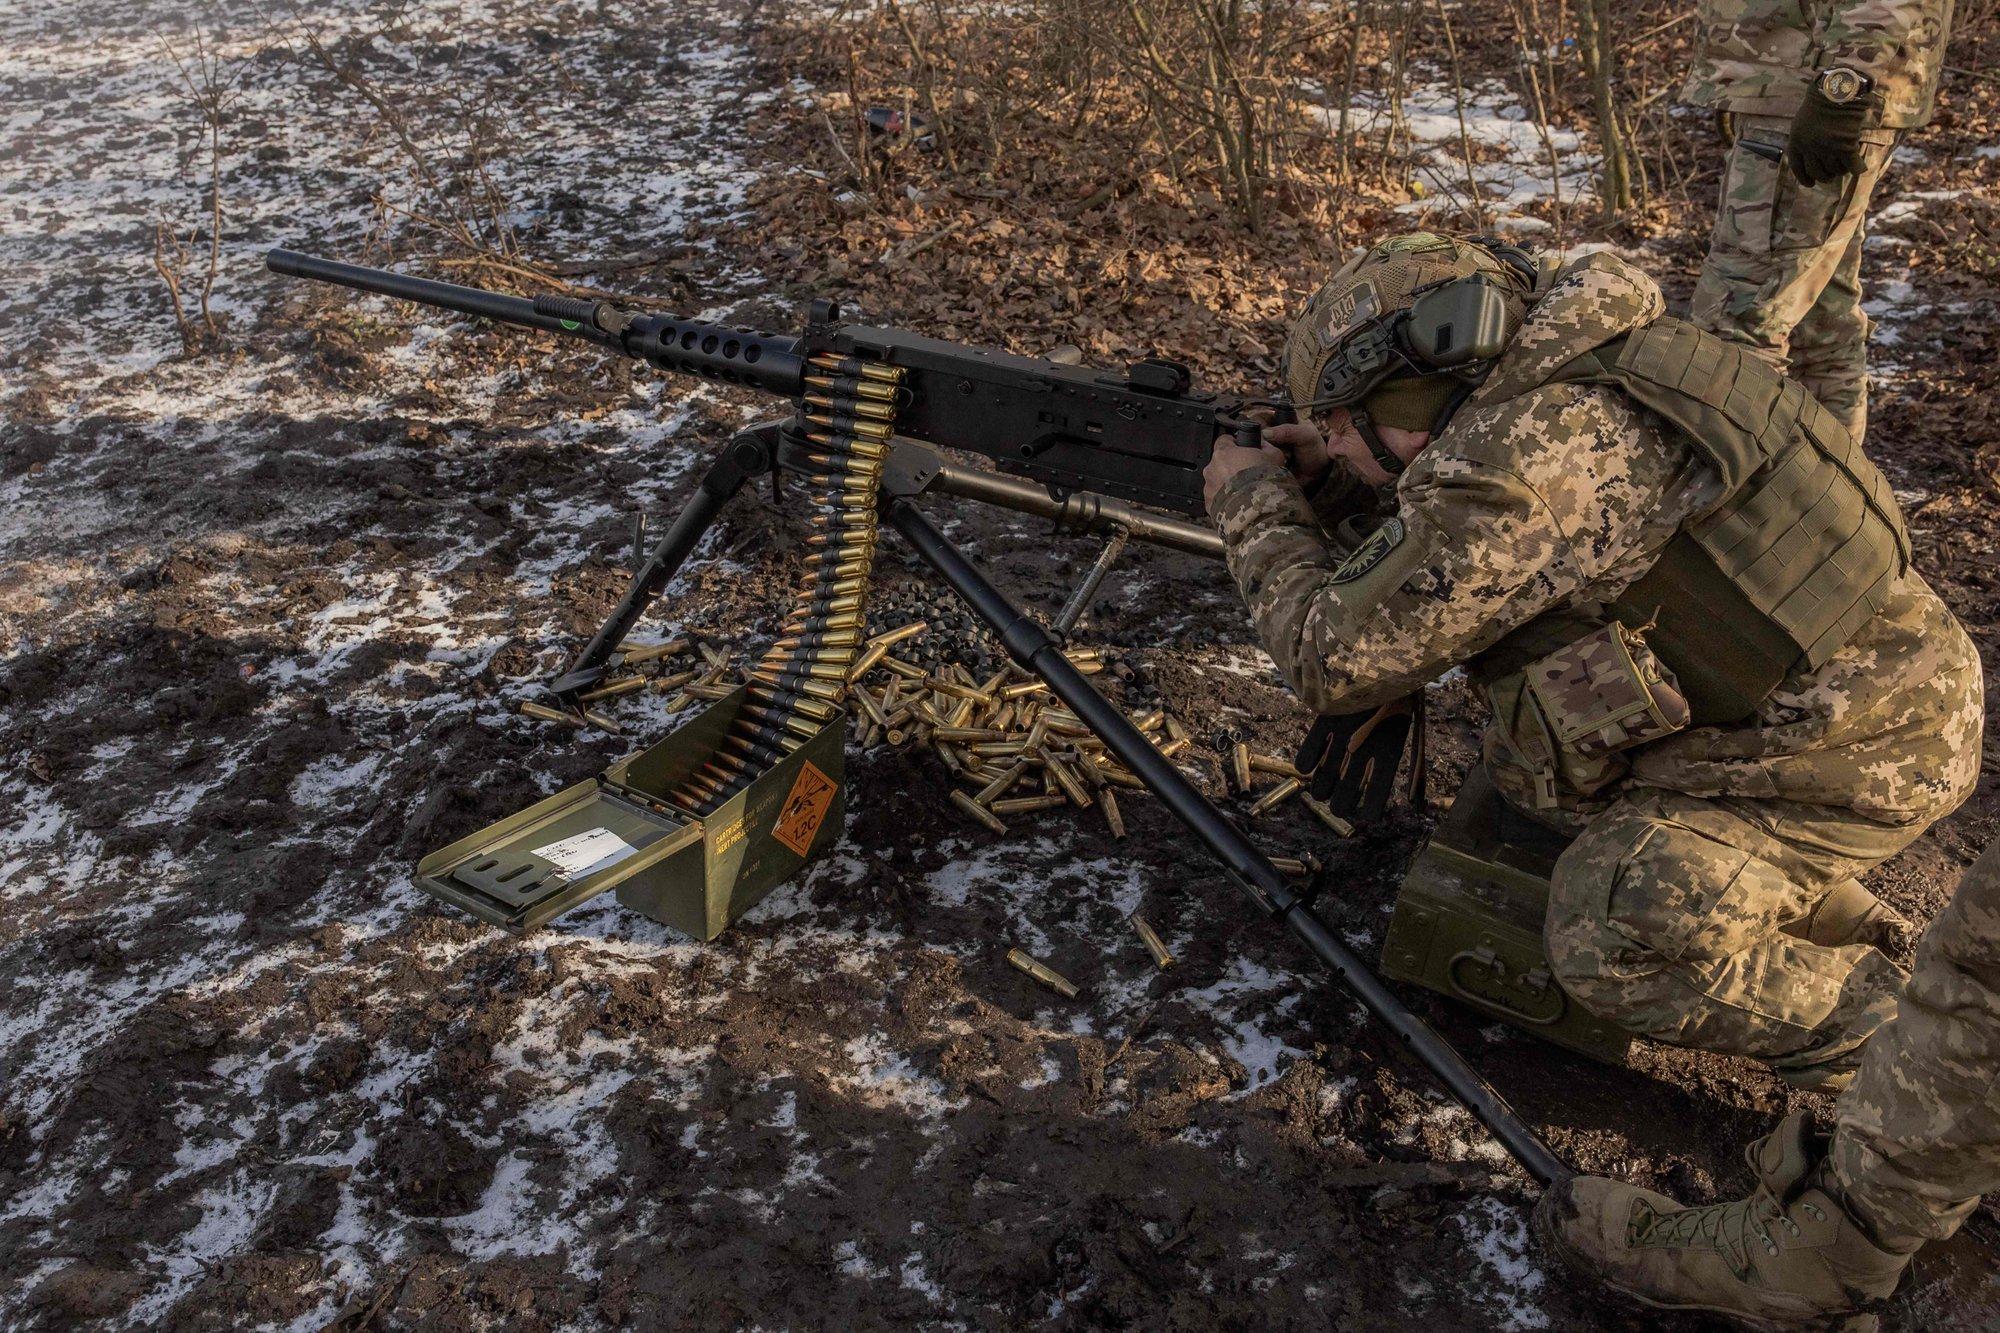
(543, 419), (1569, 1188)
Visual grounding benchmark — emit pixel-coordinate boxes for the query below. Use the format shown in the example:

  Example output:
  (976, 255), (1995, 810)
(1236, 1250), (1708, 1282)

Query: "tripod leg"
(881, 496), (1568, 1187)
(549, 425), (778, 698)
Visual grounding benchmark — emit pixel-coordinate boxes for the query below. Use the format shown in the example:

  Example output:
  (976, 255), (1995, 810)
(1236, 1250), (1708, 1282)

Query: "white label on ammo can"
(531, 826), (638, 879)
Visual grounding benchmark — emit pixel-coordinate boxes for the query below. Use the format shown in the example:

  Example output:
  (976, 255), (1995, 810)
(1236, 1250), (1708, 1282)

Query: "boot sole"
(1529, 1190), (1868, 1332)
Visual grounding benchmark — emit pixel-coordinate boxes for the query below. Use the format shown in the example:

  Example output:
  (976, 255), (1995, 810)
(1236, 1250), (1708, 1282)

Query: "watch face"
(1819, 68), (1866, 104)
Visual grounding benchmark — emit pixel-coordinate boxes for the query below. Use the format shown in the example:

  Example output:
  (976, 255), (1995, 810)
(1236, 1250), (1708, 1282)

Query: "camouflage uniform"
(1832, 838), (2000, 1245)
(1212, 252), (1982, 1084)
(1681, 0), (1952, 438)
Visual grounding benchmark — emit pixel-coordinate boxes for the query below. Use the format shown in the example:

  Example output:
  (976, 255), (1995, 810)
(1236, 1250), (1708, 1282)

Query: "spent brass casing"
(650, 669), (700, 693)
(1000, 679), (1047, 700)
(1045, 754), (1093, 808)
(580, 708), (623, 733)
(1300, 794), (1355, 837)
(866, 621), (928, 650)
(1250, 752), (1304, 779)
(576, 675), (646, 703)
(1157, 737), (1190, 760)
(1005, 948), (1079, 999)
(926, 675), (995, 704)
(933, 726), (1005, 743)
(847, 642), (890, 681)
(618, 637), (689, 664)
(1248, 776), (1302, 817)
(1233, 742), (1254, 792)
(1132, 709), (1165, 734)
(991, 794), (1066, 815)
(518, 700), (585, 729)
(1129, 913), (1173, 969)
(951, 789), (1008, 834)
(880, 656), (927, 680)
(850, 684), (893, 729)
(1101, 788), (1126, 838)
(974, 760), (1029, 804)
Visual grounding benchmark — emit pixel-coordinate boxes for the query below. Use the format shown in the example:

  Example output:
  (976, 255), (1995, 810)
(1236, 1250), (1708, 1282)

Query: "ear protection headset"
(1296, 237), (1538, 477)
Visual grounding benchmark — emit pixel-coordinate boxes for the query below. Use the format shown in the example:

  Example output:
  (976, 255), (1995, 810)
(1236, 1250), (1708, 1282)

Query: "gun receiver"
(267, 248), (1255, 515)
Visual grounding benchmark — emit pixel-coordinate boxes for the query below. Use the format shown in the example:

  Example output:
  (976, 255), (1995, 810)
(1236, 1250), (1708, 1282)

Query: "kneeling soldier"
(1201, 232), (1981, 1095)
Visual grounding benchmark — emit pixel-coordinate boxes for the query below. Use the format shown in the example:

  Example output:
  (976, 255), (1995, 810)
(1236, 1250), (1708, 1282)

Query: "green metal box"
(1381, 767), (1633, 1065)
(415, 687), (847, 938)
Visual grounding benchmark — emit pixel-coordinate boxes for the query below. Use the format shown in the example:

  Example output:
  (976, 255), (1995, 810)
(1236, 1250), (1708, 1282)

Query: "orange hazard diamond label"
(770, 761), (837, 856)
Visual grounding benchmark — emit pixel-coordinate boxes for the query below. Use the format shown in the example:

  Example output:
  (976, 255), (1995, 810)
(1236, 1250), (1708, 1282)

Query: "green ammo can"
(415, 687), (846, 937)
(1381, 765), (1633, 1065)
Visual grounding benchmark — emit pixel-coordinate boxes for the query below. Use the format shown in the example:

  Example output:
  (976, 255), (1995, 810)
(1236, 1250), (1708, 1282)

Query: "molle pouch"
(1484, 623), (1690, 811)
(1525, 622), (1690, 761)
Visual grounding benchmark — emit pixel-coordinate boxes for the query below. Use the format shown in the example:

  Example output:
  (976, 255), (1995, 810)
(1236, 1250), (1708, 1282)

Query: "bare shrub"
(154, 30), (244, 354)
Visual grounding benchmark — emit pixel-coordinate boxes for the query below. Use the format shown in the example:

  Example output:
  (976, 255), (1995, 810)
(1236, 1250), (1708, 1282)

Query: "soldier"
(1681, 0), (1953, 440)
(1536, 836), (2000, 1325)
(1202, 232), (1981, 1095)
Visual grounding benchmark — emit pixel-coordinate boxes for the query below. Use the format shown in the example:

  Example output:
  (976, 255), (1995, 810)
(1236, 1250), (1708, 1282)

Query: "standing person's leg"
(1780, 140), (1893, 440)
(1831, 839), (2000, 1246)
(1689, 115), (1893, 438)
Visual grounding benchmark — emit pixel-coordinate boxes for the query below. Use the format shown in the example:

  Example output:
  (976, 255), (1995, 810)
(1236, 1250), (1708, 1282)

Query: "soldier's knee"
(1544, 813), (1677, 1019)
(1545, 805), (1771, 1036)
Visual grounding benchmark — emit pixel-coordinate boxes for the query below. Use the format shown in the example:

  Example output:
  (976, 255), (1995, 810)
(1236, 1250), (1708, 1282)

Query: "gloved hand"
(1785, 82), (1881, 187)
(1295, 695), (1426, 823)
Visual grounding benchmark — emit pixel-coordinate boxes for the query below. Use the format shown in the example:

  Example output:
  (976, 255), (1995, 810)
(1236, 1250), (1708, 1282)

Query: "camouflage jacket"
(1211, 253), (1982, 823)
(1679, 0), (1953, 128)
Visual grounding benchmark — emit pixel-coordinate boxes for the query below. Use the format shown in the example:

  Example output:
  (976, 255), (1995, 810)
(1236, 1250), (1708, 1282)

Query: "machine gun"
(268, 248), (1568, 1188)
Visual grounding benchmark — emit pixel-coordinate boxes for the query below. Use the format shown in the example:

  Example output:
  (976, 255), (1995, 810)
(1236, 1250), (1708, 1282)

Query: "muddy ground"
(2, 0), (1998, 1328)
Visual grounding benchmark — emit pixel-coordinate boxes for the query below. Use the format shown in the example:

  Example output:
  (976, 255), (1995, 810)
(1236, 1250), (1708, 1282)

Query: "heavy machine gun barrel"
(267, 248), (1253, 515)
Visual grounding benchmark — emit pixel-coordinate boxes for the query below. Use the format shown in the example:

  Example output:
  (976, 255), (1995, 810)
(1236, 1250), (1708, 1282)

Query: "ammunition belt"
(667, 355), (904, 813)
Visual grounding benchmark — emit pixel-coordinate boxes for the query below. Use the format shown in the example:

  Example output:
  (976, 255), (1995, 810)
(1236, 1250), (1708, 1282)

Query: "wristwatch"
(1813, 67), (1876, 105)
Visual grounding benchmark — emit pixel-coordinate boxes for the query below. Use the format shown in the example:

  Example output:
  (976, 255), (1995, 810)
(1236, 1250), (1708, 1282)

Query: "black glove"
(1295, 695), (1426, 824)
(1785, 83), (1881, 187)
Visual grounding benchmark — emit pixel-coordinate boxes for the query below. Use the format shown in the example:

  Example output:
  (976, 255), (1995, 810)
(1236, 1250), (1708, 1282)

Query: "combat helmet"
(1280, 233), (1542, 475)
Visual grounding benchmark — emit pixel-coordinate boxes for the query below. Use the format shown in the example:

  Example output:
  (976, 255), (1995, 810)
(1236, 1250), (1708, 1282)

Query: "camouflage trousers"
(1545, 788), (1920, 1085)
(1690, 113), (1898, 442)
(1831, 840), (2000, 1246)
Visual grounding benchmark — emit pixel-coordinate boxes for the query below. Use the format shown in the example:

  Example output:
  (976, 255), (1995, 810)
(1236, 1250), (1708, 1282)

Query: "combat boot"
(1533, 1113), (1914, 1329)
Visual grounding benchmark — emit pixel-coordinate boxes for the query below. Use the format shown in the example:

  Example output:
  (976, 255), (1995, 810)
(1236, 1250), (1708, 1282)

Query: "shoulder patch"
(1332, 516), (1405, 584)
